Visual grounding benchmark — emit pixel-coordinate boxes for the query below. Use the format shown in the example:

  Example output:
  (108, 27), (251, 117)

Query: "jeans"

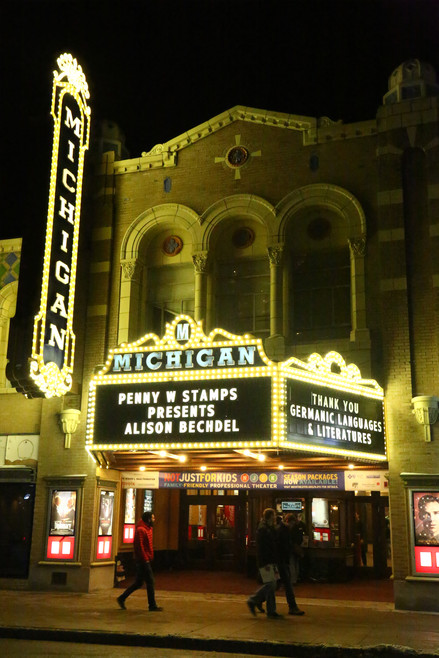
(119, 560), (157, 609)
(249, 579), (277, 615)
(278, 561), (297, 610)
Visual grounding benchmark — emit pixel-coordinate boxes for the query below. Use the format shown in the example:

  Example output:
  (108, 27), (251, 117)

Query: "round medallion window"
(232, 227), (255, 249)
(162, 235), (183, 256)
(226, 145), (249, 168)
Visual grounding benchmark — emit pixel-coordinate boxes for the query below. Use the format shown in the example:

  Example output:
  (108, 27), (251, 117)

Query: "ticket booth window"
(143, 490), (153, 513)
(312, 497), (330, 542)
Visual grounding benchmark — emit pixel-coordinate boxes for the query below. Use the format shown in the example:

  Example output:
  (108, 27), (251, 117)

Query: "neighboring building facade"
(1, 59), (439, 612)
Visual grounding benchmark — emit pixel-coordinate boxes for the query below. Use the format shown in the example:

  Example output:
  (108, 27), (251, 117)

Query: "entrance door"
(185, 497), (242, 570)
(354, 495), (391, 578)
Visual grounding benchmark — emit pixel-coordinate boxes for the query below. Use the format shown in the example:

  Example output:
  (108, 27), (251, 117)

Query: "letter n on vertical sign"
(30, 54), (91, 397)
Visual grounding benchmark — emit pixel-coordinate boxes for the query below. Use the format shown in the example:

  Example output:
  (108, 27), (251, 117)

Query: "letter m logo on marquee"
(30, 54), (90, 398)
(176, 321), (190, 343)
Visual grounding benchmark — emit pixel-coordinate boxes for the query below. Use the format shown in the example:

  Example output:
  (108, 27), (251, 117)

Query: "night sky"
(2, 0), (439, 240)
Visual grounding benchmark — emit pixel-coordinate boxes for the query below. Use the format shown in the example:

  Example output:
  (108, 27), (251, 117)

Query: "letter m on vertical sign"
(30, 54), (91, 398)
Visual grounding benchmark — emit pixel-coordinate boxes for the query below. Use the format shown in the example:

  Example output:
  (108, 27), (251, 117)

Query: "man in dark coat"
(247, 507), (282, 619)
(276, 513), (305, 615)
(117, 512), (162, 611)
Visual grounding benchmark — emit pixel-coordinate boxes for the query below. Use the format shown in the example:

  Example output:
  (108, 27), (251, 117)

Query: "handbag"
(259, 563), (280, 583)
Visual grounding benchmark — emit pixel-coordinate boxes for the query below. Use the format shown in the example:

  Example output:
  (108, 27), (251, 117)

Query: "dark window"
(215, 259), (269, 337)
(291, 248), (350, 341)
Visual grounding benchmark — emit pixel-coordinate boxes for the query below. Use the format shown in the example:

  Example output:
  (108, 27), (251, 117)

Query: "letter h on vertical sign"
(30, 54), (91, 397)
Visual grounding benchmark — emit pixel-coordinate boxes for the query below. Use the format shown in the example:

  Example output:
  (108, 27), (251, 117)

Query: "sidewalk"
(0, 587), (438, 657)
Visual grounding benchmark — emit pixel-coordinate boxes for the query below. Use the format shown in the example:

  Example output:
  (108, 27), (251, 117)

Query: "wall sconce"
(411, 395), (439, 442)
(59, 408), (81, 449)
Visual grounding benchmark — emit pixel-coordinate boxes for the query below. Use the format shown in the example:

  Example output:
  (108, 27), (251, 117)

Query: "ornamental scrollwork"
(55, 53), (90, 103)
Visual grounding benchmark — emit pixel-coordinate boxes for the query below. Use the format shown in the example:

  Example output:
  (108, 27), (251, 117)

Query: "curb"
(0, 627), (437, 658)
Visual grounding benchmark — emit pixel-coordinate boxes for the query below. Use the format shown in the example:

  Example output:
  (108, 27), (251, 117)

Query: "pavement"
(0, 586), (438, 657)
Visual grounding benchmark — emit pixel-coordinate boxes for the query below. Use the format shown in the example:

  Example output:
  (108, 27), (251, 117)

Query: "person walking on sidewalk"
(117, 512), (162, 611)
(247, 507), (282, 619)
(276, 513), (305, 616)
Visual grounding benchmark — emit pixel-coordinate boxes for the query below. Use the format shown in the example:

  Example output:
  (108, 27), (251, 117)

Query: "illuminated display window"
(96, 489), (115, 561)
(123, 487), (136, 544)
(402, 474), (439, 579)
(44, 477), (85, 561)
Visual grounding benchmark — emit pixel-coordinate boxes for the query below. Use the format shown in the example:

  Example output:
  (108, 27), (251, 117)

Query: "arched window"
(145, 230), (194, 337)
(291, 246), (351, 341)
(286, 211), (351, 343)
(213, 222), (269, 337)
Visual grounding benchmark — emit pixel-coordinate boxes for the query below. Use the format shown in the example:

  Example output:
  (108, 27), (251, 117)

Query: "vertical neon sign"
(30, 54), (90, 397)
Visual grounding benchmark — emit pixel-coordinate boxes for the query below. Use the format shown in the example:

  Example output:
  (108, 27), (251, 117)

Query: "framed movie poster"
(413, 492), (439, 546)
(124, 488), (136, 524)
(98, 490), (114, 536)
(123, 487), (136, 543)
(49, 490), (77, 536)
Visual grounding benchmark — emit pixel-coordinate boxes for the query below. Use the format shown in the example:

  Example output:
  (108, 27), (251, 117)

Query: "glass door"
(187, 504), (208, 565)
(184, 497), (242, 570)
(211, 503), (237, 569)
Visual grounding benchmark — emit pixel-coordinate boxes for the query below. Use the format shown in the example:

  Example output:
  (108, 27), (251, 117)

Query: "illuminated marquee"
(86, 317), (386, 462)
(30, 53), (90, 397)
(86, 316), (277, 453)
(279, 351), (386, 461)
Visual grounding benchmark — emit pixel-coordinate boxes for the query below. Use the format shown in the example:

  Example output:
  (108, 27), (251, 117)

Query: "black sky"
(2, 0), (439, 239)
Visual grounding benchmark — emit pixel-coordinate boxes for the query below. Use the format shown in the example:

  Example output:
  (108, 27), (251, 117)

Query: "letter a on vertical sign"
(30, 54), (90, 397)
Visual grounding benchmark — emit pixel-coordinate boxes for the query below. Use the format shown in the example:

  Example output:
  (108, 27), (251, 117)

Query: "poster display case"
(46, 489), (77, 560)
(412, 491), (439, 575)
(96, 489), (115, 560)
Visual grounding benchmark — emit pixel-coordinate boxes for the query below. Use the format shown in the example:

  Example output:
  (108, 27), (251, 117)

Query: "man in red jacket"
(117, 512), (162, 611)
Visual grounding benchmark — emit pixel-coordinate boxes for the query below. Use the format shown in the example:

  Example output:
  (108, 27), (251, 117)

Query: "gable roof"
(112, 105), (376, 174)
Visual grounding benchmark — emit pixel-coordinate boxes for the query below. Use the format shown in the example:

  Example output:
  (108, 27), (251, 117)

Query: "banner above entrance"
(120, 469), (389, 491)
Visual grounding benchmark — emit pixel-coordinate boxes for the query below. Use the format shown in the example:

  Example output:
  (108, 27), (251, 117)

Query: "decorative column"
(192, 252), (209, 324)
(268, 244), (284, 337)
(348, 236), (370, 345)
(119, 258), (143, 344)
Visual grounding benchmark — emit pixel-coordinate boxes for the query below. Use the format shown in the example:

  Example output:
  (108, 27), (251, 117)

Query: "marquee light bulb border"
(85, 315), (386, 462)
(30, 53), (90, 398)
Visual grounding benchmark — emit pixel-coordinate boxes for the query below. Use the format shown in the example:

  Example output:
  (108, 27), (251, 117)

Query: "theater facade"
(1, 56), (439, 612)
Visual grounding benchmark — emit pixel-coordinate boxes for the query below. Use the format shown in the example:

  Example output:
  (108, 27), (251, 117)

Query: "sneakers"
(117, 596), (126, 610)
(149, 605), (163, 611)
(288, 607), (305, 616)
(247, 599), (257, 617)
(267, 611), (283, 619)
